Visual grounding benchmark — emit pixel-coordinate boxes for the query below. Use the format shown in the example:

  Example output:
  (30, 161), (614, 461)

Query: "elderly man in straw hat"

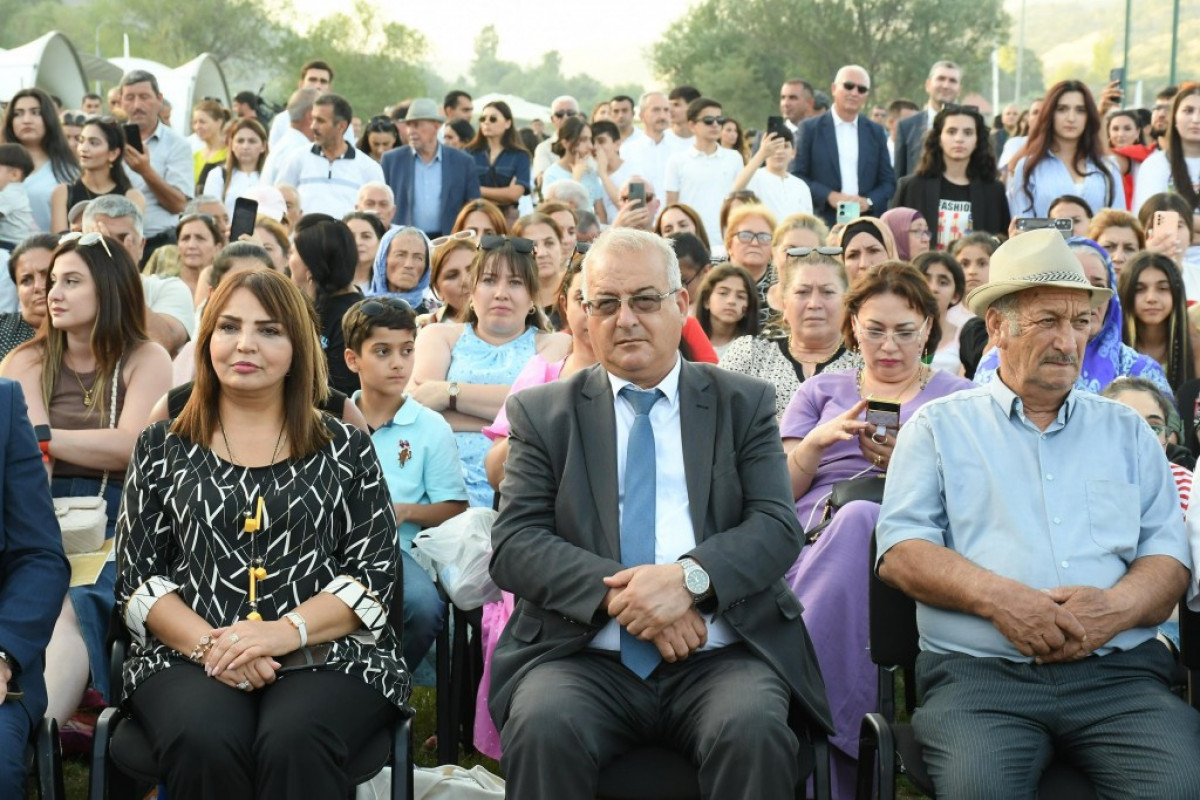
(380, 97), (481, 237)
(874, 229), (1200, 798)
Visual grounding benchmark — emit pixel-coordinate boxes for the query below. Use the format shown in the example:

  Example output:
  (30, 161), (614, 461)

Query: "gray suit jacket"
(488, 361), (833, 735)
(894, 110), (931, 179)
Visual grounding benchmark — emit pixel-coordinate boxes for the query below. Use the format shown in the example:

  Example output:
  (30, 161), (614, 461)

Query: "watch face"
(685, 567), (710, 595)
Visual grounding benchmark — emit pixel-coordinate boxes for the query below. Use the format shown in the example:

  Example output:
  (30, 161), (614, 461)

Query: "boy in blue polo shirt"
(343, 297), (468, 670)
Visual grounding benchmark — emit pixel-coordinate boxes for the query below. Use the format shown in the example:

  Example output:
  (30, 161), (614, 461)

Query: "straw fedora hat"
(404, 98), (444, 123)
(965, 229), (1112, 316)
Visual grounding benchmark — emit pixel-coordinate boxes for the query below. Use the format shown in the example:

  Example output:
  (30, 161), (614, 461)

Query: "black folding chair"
(27, 716), (63, 800)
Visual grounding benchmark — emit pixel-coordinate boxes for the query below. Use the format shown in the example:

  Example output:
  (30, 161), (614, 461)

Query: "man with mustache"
(876, 229), (1200, 798)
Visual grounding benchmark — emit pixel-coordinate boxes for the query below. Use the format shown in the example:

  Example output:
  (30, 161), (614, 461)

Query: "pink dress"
(475, 354), (566, 758)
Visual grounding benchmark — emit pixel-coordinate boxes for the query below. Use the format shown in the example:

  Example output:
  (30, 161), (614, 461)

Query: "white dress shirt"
(590, 357), (738, 653)
(833, 112), (860, 197)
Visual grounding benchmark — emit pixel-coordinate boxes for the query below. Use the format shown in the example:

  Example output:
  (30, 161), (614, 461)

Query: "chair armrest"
(857, 712), (896, 800)
(392, 706), (415, 800)
(35, 717), (64, 800)
(90, 707), (122, 800)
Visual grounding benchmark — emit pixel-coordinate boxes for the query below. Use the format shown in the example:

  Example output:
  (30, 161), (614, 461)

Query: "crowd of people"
(0, 51), (1198, 800)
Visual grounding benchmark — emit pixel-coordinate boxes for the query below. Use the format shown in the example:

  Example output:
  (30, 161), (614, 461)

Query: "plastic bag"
(356, 764), (506, 800)
(413, 508), (500, 610)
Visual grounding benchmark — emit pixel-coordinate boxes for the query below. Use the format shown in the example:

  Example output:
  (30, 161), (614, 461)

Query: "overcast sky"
(291, 0), (694, 88)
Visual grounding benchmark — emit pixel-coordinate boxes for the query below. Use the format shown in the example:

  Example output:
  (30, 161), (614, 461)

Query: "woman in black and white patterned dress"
(115, 269), (407, 799)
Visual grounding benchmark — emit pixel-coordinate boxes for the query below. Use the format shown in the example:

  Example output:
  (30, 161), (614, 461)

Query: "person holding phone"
(1131, 83), (1200, 233)
(731, 131), (813, 220)
(891, 105), (1009, 247)
(779, 262), (972, 796)
(1137, 194), (1197, 296)
(50, 117), (145, 234)
(1007, 80), (1124, 219)
(202, 118), (268, 217)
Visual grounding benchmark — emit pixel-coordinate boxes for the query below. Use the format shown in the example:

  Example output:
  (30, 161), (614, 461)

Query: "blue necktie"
(619, 385), (665, 679)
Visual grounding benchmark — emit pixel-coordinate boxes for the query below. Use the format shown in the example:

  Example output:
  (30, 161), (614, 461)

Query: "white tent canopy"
(0, 32), (88, 107)
(110, 55), (230, 137)
(474, 93), (553, 124)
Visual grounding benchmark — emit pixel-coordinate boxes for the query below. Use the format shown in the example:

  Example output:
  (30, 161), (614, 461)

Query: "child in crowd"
(0, 144), (36, 250)
(343, 296), (468, 671)
(731, 131), (814, 220)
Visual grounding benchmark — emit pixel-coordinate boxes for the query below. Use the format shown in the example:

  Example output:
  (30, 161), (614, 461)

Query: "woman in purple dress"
(779, 262), (973, 799)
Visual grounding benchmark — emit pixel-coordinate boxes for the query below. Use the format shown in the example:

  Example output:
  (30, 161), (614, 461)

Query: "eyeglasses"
(431, 230), (478, 248)
(940, 103), (979, 115)
(734, 231), (772, 245)
(60, 231), (113, 259)
(841, 82), (870, 94)
(909, 227), (932, 239)
(360, 297), (413, 317)
(787, 246), (843, 258)
(583, 289), (679, 317)
(698, 115), (727, 126)
(854, 318), (929, 346)
(553, 109), (578, 119)
(479, 114), (504, 124)
(480, 235), (535, 254)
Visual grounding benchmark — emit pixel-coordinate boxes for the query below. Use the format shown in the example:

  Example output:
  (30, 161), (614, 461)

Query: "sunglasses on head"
(360, 297), (413, 317)
(787, 246), (844, 258)
(480, 235), (535, 254)
(554, 109), (578, 119)
(698, 115), (727, 126)
(941, 103), (979, 115)
(60, 231), (113, 259)
(841, 82), (870, 94)
(61, 113), (86, 126)
(430, 230), (478, 248)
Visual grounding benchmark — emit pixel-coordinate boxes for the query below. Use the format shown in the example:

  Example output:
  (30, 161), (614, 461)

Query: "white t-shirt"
(1132, 149), (1200, 216)
(601, 159), (637, 223)
(202, 167), (262, 216)
(664, 146), (743, 256)
(745, 169), (814, 219)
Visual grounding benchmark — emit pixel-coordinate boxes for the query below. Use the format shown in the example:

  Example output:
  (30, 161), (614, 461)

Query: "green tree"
(653, 0), (1010, 126)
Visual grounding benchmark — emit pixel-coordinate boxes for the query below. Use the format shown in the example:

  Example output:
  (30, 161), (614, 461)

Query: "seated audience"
(694, 263), (759, 357)
(1048, 193), (1093, 238)
(913, 251), (966, 374)
(367, 225), (435, 313)
(1118, 250), (1200, 392)
(1088, 208), (1145, 278)
(0, 234), (55, 360)
(838, 217), (897, 282)
(654, 202), (711, 251)
(343, 210), (386, 291)
(880, 206), (930, 261)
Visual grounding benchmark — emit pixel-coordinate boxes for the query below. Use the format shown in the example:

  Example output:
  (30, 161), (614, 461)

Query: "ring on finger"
(236, 680), (251, 691)
(229, 633), (240, 644)
(874, 455), (883, 466)
(871, 432), (888, 445)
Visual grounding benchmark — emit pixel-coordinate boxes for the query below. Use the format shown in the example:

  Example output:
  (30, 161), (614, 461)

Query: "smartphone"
(865, 397), (901, 438)
(122, 123), (143, 153)
(836, 201), (861, 225)
(627, 182), (645, 209)
(766, 115), (790, 142)
(1015, 217), (1072, 237)
(1154, 210), (1182, 238)
(230, 196), (259, 241)
(1109, 67), (1125, 89)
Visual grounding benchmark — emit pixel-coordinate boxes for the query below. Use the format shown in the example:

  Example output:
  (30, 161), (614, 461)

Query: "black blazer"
(891, 174), (1011, 237)
(792, 112), (895, 227)
(893, 111), (930, 179)
(488, 362), (833, 736)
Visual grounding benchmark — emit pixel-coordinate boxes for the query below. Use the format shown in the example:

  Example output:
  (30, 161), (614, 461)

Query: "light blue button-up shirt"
(412, 145), (444, 235)
(876, 378), (1190, 661)
(1007, 152), (1126, 218)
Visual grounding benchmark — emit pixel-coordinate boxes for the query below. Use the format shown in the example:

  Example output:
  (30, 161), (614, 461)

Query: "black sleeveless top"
(67, 180), (128, 209)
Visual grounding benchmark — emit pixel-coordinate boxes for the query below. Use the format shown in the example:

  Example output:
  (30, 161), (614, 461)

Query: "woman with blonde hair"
(191, 98), (230, 188)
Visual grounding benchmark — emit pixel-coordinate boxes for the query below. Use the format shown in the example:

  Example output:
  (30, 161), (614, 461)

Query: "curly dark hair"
(914, 106), (997, 182)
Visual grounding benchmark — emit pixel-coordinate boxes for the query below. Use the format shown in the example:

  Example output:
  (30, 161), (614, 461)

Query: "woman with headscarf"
(879, 207), (929, 262)
(367, 225), (436, 314)
(837, 217), (898, 283)
(973, 237), (1172, 395)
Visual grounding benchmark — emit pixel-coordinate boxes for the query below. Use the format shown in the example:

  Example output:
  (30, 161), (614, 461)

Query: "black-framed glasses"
(360, 297), (414, 317)
(430, 230), (478, 248)
(583, 289), (679, 317)
(59, 231), (113, 259)
(480, 235), (534, 254)
(698, 115), (727, 126)
(941, 103), (979, 115)
(787, 246), (843, 258)
(553, 109), (578, 119)
(841, 82), (870, 94)
(734, 231), (772, 245)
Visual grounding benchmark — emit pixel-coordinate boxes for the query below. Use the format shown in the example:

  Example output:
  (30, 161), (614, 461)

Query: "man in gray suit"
(489, 228), (832, 799)
(893, 61), (963, 179)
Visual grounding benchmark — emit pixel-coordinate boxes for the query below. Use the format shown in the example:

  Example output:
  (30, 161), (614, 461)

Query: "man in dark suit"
(0, 380), (70, 795)
(380, 97), (480, 238)
(792, 65), (896, 227)
(489, 228), (832, 799)
(893, 60), (963, 179)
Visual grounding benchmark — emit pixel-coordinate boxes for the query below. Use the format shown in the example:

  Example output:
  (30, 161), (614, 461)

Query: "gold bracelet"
(789, 446), (817, 475)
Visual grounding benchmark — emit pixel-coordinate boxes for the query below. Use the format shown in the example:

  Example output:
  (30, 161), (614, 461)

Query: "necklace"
(70, 364), (98, 408)
(219, 419), (286, 621)
(788, 336), (843, 364)
(857, 363), (931, 401)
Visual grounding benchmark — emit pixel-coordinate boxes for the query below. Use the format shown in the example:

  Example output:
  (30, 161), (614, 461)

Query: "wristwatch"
(284, 612), (308, 649)
(447, 381), (460, 412)
(678, 557), (712, 604)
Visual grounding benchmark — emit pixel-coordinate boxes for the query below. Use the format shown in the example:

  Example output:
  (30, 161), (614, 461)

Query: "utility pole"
(1014, 0), (1026, 104)
(1169, 0), (1180, 85)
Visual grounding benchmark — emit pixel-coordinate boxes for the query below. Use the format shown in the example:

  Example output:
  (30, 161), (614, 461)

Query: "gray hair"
(119, 69), (161, 95)
(185, 195), (223, 214)
(357, 181), (392, 200)
(287, 88), (319, 122)
(581, 228), (681, 302)
(551, 95), (579, 111)
(543, 180), (590, 211)
(929, 60), (962, 79)
(82, 195), (143, 237)
(638, 90), (665, 108)
(834, 64), (870, 86)
(989, 293), (1023, 335)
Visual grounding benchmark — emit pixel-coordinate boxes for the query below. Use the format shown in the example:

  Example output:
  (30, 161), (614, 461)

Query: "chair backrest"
(867, 534), (921, 670)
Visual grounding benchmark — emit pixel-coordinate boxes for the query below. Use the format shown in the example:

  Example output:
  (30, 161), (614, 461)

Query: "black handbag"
(804, 475), (886, 543)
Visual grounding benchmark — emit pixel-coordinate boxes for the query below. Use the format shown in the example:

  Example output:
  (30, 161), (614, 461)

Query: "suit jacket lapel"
(578, 365), (621, 560)
(404, 152), (416, 227)
(857, 116), (873, 191)
(438, 149), (450, 232)
(822, 115), (840, 191)
(679, 362), (715, 541)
